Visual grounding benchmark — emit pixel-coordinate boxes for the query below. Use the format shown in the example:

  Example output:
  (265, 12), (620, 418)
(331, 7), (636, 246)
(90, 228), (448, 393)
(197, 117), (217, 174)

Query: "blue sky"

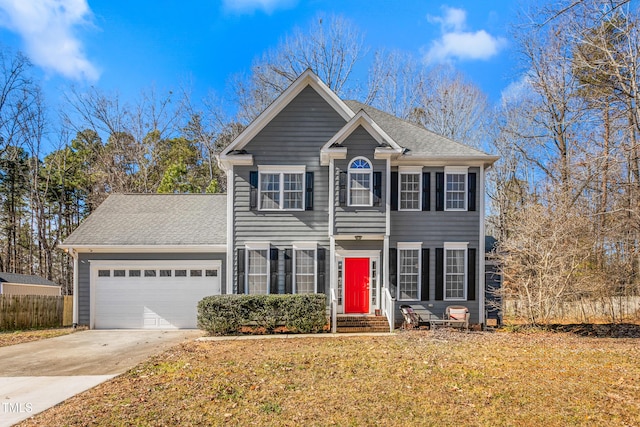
(0, 0), (523, 122)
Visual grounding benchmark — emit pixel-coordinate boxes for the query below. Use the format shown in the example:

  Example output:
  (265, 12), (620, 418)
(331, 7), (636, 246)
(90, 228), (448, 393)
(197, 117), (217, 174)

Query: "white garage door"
(92, 262), (221, 329)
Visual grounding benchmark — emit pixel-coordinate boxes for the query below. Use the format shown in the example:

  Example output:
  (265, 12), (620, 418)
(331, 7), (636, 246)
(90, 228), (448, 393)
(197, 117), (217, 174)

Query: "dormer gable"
(320, 110), (403, 166)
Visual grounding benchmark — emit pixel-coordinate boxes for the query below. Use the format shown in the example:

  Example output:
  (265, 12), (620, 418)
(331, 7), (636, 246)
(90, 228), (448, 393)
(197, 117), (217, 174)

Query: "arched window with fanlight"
(348, 157), (373, 206)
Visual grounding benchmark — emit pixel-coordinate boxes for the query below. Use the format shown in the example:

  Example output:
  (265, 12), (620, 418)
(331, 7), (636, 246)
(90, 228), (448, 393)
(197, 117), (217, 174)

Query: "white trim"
(70, 248), (79, 325)
(89, 260), (221, 329)
(321, 110), (402, 155)
(398, 166), (423, 174)
(292, 241), (318, 250)
(227, 167), (234, 294)
(479, 165), (486, 324)
(258, 168), (306, 211)
(293, 246), (317, 294)
(58, 244), (226, 253)
(347, 156), (373, 207)
(221, 70), (354, 158)
(397, 242), (422, 250)
(335, 250), (381, 314)
(397, 243), (422, 301)
(444, 167), (468, 212)
(258, 165), (306, 173)
(443, 242), (468, 301)
(245, 244), (270, 295)
(385, 158), (391, 236)
(329, 158), (335, 236)
(444, 242), (469, 250)
(398, 168), (422, 212)
(392, 157), (498, 168)
(444, 166), (470, 174)
(245, 242), (271, 250)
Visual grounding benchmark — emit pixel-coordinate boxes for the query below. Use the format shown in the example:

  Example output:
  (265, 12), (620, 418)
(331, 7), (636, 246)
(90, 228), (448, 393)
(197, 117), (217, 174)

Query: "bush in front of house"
(197, 294), (327, 335)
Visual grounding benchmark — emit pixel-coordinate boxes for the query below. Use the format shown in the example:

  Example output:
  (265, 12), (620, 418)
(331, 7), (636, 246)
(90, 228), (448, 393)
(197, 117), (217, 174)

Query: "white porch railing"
(330, 288), (338, 333)
(381, 287), (395, 332)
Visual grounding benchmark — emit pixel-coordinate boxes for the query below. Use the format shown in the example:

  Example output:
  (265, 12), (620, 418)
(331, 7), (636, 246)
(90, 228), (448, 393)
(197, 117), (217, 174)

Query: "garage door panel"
(94, 264), (220, 329)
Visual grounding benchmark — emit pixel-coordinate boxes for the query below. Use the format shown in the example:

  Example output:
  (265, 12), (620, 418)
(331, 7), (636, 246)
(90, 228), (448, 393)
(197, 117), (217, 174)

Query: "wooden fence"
(0, 295), (74, 330)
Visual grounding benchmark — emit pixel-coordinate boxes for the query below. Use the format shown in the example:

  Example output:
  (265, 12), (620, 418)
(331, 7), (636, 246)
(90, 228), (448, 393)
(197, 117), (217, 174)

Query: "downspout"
(479, 164), (489, 327)
(70, 248), (79, 327)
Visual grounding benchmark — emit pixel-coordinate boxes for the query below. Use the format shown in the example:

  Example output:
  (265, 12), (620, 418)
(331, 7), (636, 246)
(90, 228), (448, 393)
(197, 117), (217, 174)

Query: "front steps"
(336, 315), (391, 333)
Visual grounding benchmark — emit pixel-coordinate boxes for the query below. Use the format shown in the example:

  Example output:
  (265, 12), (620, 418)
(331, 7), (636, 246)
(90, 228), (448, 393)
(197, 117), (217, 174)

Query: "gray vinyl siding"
(232, 85), (345, 293)
(334, 126), (386, 236)
(389, 166), (481, 323)
(77, 252), (226, 326)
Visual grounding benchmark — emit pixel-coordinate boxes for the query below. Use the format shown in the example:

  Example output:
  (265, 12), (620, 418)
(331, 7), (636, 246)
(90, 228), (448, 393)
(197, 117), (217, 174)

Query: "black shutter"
(468, 172), (477, 212)
(422, 172), (430, 211)
(237, 248), (245, 294)
(390, 172), (398, 211)
(467, 248), (476, 301)
(373, 171), (382, 206)
(249, 171), (258, 210)
(389, 248), (397, 287)
(270, 248), (279, 294)
(305, 171), (314, 211)
(317, 248), (326, 294)
(421, 248), (430, 301)
(284, 249), (293, 294)
(435, 248), (444, 300)
(339, 171), (347, 206)
(435, 172), (444, 211)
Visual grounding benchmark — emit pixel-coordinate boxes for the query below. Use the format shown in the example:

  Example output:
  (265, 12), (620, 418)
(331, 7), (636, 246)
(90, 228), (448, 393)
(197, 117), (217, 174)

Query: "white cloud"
(0, 0), (99, 81)
(425, 6), (506, 64)
(223, 0), (297, 14)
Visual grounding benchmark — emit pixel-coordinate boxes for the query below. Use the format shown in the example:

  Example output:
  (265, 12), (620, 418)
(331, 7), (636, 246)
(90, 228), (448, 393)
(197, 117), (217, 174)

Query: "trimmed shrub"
(197, 294), (327, 335)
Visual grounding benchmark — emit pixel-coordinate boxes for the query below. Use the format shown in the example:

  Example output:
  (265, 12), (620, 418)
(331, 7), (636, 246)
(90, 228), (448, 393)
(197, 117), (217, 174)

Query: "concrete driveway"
(0, 329), (202, 426)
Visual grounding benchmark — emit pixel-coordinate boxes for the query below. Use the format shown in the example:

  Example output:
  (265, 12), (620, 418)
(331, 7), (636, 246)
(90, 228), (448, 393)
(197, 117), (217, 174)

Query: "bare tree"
(409, 66), (489, 149)
(232, 15), (367, 123)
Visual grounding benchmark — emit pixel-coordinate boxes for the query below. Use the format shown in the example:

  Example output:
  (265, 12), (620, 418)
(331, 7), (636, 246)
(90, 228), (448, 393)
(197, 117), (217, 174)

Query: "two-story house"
(60, 70), (498, 330)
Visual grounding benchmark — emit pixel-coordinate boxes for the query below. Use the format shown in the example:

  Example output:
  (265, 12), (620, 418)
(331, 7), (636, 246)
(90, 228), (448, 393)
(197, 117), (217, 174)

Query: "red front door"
(344, 258), (370, 313)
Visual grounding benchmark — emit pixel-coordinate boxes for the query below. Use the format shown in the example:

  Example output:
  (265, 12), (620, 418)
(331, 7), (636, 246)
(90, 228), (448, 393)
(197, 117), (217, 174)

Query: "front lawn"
(0, 327), (78, 347)
(19, 330), (640, 426)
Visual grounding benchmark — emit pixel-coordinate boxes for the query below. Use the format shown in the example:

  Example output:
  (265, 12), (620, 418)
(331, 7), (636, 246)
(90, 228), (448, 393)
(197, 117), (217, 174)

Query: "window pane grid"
(260, 173), (280, 209)
(445, 249), (465, 299)
(399, 249), (419, 300)
(350, 173), (371, 205)
(446, 173), (466, 210)
(283, 173), (303, 209)
(400, 173), (420, 210)
(248, 249), (269, 294)
(295, 249), (315, 294)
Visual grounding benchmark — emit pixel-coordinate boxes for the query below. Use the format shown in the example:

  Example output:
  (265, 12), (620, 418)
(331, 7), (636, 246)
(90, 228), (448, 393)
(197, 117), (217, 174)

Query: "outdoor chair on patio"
(400, 304), (422, 329)
(429, 305), (470, 331)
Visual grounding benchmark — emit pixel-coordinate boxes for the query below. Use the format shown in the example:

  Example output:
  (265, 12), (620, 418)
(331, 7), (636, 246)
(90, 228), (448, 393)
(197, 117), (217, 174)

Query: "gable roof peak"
(220, 70), (355, 166)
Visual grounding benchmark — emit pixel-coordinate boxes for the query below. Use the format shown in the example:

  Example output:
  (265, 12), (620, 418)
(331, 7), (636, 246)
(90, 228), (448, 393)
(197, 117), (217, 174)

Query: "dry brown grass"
(0, 327), (79, 347)
(19, 330), (640, 426)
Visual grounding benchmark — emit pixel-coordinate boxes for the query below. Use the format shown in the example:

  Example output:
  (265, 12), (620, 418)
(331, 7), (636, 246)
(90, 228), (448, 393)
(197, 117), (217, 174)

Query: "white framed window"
(259, 166), (305, 210)
(444, 242), (467, 300)
(293, 242), (317, 294)
(398, 242), (421, 301)
(246, 242), (270, 294)
(348, 157), (372, 206)
(445, 166), (468, 211)
(399, 167), (422, 211)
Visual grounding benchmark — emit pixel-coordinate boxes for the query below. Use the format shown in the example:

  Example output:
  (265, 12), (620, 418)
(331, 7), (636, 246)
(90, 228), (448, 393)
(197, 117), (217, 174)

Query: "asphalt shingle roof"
(344, 100), (495, 159)
(0, 272), (59, 287)
(62, 194), (227, 246)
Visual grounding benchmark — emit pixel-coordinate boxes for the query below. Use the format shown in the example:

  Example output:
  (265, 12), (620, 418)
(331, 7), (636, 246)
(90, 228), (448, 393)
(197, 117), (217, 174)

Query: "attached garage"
(59, 194), (228, 329)
(91, 261), (222, 329)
